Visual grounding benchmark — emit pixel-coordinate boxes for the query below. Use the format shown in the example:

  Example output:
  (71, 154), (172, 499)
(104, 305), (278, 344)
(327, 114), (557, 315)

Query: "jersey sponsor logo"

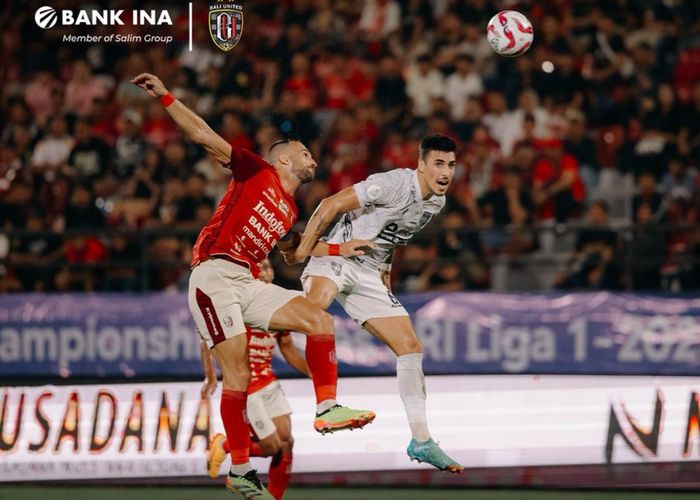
(262, 189), (276, 205)
(252, 201), (286, 236)
(387, 291), (402, 307)
(377, 222), (411, 245)
(248, 335), (276, 348)
(341, 213), (353, 241)
(365, 184), (383, 202)
(246, 216), (275, 245)
(419, 211), (434, 227)
(278, 199), (290, 217)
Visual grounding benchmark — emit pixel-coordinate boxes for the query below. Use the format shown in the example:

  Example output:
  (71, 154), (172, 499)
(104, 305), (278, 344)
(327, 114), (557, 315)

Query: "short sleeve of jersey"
(354, 169), (406, 208)
(223, 147), (271, 181)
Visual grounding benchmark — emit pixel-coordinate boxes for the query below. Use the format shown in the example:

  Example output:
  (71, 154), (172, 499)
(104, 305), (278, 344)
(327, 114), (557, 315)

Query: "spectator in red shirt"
(532, 139), (586, 223)
(283, 53), (318, 110)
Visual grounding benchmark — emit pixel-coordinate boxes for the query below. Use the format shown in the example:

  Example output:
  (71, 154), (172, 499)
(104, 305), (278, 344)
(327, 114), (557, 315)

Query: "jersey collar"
(411, 169), (423, 203)
(412, 168), (443, 207)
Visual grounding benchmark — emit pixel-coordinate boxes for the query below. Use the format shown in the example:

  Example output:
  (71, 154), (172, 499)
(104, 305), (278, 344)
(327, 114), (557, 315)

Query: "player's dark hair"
(268, 134), (304, 155)
(419, 134), (457, 162)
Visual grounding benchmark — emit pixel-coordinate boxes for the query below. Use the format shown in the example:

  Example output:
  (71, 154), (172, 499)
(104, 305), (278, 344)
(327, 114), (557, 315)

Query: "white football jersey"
(325, 168), (445, 269)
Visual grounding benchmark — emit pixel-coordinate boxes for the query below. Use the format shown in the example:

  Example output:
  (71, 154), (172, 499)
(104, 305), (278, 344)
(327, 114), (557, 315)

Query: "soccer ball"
(486, 11), (534, 57)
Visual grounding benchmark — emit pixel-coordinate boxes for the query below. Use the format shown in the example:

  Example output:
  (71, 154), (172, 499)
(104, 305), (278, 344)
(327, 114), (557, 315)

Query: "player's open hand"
(130, 73), (167, 98)
(340, 239), (376, 257)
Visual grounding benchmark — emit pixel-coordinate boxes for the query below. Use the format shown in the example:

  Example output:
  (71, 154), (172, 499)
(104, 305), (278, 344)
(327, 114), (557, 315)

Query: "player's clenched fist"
(131, 73), (168, 98)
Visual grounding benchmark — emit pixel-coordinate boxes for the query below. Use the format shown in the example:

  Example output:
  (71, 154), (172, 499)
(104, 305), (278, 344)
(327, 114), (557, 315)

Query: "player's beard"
(293, 163), (315, 184)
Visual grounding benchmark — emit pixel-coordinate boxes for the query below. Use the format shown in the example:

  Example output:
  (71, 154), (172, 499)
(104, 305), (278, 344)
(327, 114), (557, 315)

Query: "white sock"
(397, 353), (431, 442)
(230, 461), (252, 476)
(316, 398), (338, 414)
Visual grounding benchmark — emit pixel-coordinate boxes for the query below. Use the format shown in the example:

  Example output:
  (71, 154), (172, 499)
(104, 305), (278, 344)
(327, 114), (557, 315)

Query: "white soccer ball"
(486, 10), (534, 57)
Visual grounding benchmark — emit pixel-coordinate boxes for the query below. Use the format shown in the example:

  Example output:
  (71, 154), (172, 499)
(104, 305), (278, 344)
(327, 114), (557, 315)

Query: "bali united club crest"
(209, 3), (243, 52)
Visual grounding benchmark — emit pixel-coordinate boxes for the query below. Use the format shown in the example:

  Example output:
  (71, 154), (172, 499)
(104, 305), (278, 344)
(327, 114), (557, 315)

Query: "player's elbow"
(190, 127), (209, 146)
(318, 197), (341, 220)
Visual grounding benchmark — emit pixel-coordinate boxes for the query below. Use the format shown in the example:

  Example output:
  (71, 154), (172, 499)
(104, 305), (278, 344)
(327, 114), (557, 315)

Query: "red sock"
(305, 334), (338, 404)
(222, 438), (262, 457)
(220, 389), (250, 465)
(249, 440), (263, 457)
(267, 452), (293, 500)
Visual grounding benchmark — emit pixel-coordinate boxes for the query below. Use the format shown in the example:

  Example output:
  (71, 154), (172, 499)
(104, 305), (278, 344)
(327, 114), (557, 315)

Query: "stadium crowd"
(1, 0), (699, 293)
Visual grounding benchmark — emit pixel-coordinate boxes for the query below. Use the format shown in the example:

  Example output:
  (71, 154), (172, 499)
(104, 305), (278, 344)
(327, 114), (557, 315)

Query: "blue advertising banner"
(1, 292), (699, 378)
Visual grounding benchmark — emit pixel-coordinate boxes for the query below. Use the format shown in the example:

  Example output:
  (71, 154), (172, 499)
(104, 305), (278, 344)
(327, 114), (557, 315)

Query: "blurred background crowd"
(1, 0), (699, 293)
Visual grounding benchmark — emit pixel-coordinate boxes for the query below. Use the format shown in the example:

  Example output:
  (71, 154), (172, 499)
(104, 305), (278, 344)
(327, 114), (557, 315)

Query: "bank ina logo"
(35, 6), (58, 29)
(33, 6), (173, 28)
(209, 3), (243, 52)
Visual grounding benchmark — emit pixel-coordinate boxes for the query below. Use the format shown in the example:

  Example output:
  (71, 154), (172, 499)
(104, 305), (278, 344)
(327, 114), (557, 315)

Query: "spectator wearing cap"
(114, 110), (146, 179)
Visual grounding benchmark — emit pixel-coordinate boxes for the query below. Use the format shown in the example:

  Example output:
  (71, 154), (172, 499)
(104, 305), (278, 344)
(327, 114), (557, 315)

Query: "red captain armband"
(160, 92), (175, 107)
(328, 243), (340, 256)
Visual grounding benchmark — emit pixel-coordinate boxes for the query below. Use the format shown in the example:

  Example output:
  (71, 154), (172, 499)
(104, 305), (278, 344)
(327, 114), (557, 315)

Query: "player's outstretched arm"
(293, 186), (363, 261)
(131, 73), (232, 165)
(277, 334), (311, 378)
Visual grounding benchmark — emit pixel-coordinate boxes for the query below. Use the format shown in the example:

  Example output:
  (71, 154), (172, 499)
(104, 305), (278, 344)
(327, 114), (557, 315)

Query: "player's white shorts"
(247, 380), (292, 440)
(188, 258), (302, 348)
(301, 255), (408, 325)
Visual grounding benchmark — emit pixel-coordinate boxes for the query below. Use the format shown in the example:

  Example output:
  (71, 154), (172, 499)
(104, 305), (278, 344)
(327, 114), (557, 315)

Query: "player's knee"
(300, 309), (334, 334)
(260, 439), (281, 457)
(405, 337), (423, 354)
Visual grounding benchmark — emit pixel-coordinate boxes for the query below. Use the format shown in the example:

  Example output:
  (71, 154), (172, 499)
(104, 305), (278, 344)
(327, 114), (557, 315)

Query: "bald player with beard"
(132, 73), (376, 499)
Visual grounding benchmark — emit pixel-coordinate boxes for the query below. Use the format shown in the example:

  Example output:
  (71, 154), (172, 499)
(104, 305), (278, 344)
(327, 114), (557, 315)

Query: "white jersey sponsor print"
(326, 168), (445, 269)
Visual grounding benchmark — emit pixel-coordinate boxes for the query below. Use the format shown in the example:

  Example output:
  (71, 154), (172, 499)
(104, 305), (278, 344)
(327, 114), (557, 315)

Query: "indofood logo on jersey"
(208, 3), (243, 52)
(34, 5), (173, 29)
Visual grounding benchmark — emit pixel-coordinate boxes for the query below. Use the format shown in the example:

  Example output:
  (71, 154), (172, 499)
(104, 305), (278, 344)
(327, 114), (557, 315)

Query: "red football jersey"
(247, 328), (288, 394)
(191, 147), (298, 276)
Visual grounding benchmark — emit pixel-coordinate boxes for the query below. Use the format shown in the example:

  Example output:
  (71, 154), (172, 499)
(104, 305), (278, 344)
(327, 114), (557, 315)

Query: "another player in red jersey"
(131, 73), (375, 499)
(201, 259), (308, 500)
